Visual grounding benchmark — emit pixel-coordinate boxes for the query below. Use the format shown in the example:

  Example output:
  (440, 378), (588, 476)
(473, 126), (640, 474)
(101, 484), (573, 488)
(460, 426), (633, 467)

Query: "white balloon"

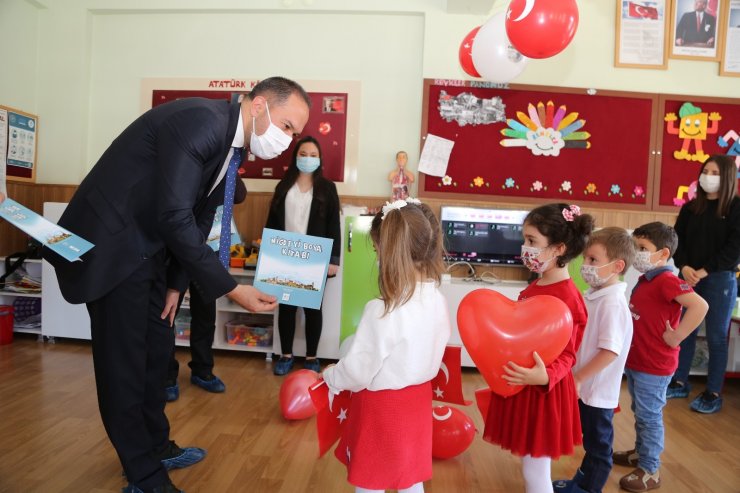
(471, 12), (529, 83)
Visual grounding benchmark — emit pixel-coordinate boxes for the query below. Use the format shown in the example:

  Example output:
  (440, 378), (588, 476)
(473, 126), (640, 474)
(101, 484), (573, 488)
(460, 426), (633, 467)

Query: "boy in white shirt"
(554, 227), (636, 493)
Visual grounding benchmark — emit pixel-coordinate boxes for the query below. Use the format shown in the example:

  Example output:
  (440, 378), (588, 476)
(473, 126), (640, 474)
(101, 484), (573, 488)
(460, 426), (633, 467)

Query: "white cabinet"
(439, 279), (528, 367)
(184, 269), (276, 356)
(42, 202), (91, 340)
(0, 257), (42, 337)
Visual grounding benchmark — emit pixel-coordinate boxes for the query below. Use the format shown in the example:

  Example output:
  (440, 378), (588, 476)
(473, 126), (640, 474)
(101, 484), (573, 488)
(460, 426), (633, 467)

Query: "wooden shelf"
(0, 290), (42, 298)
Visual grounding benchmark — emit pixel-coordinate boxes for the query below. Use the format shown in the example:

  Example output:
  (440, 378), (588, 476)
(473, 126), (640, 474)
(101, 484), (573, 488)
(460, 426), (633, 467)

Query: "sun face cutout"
(500, 100), (590, 157)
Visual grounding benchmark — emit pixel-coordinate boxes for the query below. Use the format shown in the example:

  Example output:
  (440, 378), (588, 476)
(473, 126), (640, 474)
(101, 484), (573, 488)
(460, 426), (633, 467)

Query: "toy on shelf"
(225, 313), (273, 347)
(243, 239), (261, 269)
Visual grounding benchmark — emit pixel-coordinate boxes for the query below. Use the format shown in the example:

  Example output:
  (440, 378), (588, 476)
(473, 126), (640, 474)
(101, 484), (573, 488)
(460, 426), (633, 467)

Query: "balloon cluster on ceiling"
(458, 0), (579, 83)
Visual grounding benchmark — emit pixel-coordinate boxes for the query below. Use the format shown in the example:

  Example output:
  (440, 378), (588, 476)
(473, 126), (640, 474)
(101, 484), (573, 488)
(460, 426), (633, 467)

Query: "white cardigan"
(323, 282), (451, 394)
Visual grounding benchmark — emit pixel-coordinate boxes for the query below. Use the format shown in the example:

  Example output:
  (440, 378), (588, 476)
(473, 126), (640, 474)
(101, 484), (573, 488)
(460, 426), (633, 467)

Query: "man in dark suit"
(44, 77), (310, 493)
(675, 0), (716, 47)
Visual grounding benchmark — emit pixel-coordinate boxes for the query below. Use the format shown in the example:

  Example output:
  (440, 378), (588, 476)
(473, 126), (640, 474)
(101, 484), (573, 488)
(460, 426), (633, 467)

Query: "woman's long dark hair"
(690, 154), (737, 217)
(272, 136), (324, 200)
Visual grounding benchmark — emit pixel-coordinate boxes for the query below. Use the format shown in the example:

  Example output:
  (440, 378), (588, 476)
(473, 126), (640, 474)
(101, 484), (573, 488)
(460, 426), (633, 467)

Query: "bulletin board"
(419, 79), (658, 209)
(1, 105), (38, 183)
(151, 89), (347, 183)
(655, 94), (740, 209)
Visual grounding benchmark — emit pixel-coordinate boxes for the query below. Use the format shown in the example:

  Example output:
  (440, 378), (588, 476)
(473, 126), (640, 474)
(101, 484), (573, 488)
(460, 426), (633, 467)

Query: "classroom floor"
(0, 335), (738, 493)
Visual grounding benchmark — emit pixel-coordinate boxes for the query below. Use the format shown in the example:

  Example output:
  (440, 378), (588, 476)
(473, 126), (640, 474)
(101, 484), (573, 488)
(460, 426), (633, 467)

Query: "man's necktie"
(696, 13), (701, 32)
(219, 147), (243, 268)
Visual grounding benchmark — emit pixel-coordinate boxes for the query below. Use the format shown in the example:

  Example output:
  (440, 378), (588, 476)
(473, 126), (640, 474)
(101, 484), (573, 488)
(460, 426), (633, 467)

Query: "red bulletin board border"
(654, 94), (740, 211)
(151, 89), (347, 183)
(419, 80), (659, 210)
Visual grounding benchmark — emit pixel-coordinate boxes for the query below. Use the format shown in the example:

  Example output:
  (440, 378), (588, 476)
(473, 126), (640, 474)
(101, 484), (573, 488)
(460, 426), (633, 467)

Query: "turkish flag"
(431, 346), (472, 405)
(627, 2), (658, 20)
(309, 380), (352, 457)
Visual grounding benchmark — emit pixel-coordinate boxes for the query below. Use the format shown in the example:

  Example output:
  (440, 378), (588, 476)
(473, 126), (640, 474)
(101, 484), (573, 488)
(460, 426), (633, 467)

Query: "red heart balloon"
(458, 26), (482, 77)
(432, 405), (476, 459)
(279, 369), (320, 420)
(505, 0), (579, 59)
(457, 289), (572, 397)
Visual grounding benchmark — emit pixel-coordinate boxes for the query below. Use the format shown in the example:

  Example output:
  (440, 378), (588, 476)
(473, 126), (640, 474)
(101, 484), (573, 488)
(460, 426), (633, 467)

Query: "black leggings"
(278, 304), (323, 357)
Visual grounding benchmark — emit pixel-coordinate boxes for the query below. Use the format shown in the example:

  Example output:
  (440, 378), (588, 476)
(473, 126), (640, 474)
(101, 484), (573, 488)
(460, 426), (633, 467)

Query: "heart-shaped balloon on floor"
(279, 369), (320, 420)
(457, 290), (572, 397)
(432, 405), (476, 459)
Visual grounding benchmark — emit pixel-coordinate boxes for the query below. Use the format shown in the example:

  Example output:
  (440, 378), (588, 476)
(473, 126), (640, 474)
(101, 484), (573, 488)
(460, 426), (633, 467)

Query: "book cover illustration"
(253, 228), (333, 309)
(0, 198), (94, 262)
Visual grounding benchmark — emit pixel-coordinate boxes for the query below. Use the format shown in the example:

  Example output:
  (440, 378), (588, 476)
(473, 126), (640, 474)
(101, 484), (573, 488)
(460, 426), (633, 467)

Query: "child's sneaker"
(613, 449), (639, 467)
(690, 391), (723, 414)
(552, 479), (574, 493)
(619, 467), (661, 492)
(665, 380), (689, 399)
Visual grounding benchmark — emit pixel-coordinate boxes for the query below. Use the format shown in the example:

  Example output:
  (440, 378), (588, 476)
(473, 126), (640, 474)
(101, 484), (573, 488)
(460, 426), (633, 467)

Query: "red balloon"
(432, 405), (476, 459)
(458, 26), (481, 77)
(505, 0), (579, 59)
(279, 369), (320, 420)
(457, 290), (573, 397)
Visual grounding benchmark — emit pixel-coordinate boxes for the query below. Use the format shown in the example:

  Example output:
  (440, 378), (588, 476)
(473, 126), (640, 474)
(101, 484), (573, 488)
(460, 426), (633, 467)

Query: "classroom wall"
(1, 0), (738, 198)
(0, 0), (39, 113)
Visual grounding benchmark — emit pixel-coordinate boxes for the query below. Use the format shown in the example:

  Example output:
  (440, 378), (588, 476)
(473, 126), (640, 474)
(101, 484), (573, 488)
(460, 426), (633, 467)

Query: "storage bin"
(225, 313), (273, 347)
(174, 312), (191, 341)
(0, 305), (13, 345)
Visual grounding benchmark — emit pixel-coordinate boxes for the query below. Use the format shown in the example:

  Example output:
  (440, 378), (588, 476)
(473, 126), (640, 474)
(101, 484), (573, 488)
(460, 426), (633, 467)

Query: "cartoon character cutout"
(665, 102), (721, 162)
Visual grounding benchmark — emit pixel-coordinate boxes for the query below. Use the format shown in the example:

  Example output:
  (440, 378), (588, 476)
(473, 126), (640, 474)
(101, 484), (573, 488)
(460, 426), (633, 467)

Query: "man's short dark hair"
(248, 76), (311, 109)
(633, 222), (679, 257)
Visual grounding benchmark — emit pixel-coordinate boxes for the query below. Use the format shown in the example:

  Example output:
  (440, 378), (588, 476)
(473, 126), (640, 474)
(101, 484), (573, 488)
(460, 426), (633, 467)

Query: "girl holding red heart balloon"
(482, 203), (594, 493)
(322, 199), (451, 493)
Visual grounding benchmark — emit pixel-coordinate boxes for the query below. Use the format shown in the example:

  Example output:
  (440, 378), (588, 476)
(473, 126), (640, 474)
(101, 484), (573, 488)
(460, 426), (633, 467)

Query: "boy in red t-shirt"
(614, 222), (708, 492)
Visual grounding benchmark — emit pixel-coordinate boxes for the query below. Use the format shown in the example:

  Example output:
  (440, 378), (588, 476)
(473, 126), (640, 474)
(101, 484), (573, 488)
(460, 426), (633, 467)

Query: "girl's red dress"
(482, 278), (587, 459)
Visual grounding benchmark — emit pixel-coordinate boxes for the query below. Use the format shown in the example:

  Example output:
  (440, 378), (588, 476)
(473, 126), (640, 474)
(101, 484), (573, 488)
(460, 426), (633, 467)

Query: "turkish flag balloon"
(457, 290), (573, 397)
(279, 369), (320, 420)
(471, 12), (529, 83)
(432, 406), (476, 459)
(505, 0), (579, 59)
(459, 26), (481, 77)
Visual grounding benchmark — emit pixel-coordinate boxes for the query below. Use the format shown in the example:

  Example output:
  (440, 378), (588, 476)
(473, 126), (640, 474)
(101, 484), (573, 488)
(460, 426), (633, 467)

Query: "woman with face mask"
(265, 136), (341, 375)
(667, 155), (740, 414)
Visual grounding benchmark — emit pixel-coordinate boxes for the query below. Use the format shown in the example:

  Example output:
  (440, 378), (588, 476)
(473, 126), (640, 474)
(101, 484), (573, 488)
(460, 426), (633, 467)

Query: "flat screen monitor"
(440, 206), (528, 265)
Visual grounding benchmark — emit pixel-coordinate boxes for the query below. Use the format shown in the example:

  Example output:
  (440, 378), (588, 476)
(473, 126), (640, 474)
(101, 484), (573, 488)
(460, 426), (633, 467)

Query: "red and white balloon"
(431, 406), (476, 459)
(458, 26), (481, 77)
(471, 12), (529, 84)
(505, 0), (579, 59)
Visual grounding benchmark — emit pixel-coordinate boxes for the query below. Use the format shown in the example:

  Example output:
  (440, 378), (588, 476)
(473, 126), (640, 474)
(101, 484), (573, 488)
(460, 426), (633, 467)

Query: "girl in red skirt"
(483, 203), (594, 493)
(323, 199), (451, 493)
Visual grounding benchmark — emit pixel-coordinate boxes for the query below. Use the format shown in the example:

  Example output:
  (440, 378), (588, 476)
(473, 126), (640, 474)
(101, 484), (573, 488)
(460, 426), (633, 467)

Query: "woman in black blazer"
(265, 136), (341, 375)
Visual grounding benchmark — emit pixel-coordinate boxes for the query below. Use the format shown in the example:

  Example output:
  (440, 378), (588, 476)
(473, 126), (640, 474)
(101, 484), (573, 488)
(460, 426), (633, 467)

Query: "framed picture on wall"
(719, 0), (740, 75)
(670, 0), (724, 60)
(615, 0), (670, 69)
(1, 105), (38, 184)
